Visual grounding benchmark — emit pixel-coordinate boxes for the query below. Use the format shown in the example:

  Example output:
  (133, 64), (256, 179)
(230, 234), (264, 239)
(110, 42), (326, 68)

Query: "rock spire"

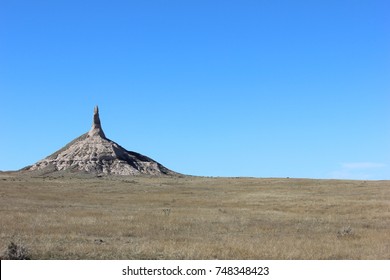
(88, 106), (106, 138)
(22, 106), (178, 176)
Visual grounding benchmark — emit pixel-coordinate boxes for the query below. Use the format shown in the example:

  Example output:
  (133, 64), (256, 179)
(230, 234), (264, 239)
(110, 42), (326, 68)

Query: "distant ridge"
(23, 106), (178, 176)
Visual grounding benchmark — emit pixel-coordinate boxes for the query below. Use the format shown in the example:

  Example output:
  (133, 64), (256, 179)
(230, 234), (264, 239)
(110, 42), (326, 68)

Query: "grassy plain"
(0, 172), (389, 259)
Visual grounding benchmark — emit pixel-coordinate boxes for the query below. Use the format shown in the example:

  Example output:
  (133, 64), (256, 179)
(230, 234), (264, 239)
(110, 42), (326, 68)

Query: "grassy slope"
(0, 173), (389, 259)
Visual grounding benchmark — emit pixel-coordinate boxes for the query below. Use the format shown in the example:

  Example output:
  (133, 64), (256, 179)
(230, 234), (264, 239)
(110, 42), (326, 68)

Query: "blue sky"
(1, 0), (389, 179)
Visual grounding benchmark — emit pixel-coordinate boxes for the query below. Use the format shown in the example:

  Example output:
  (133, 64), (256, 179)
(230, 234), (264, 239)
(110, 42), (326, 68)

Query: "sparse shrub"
(94, 239), (104, 245)
(337, 226), (353, 238)
(163, 208), (171, 216)
(3, 241), (31, 260)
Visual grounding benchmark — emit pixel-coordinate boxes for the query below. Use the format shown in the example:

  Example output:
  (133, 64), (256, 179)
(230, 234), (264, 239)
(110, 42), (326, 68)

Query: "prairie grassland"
(0, 173), (389, 259)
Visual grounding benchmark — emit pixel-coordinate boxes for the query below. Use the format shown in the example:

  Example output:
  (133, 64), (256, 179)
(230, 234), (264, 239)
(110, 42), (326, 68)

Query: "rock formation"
(88, 106), (106, 138)
(23, 106), (178, 176)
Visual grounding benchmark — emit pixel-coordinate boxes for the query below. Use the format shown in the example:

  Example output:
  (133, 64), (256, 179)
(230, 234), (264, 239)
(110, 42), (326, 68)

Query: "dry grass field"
(0, 172), (389, 259)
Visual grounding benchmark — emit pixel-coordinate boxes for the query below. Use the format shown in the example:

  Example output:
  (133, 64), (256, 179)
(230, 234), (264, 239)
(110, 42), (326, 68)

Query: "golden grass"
(0, 173), (389, 259)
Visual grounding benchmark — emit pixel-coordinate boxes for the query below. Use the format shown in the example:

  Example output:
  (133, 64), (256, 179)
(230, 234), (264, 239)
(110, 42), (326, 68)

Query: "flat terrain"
(0, 173), (389, 259)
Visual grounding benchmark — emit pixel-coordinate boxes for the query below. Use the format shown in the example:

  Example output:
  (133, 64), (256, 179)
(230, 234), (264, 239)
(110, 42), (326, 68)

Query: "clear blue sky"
(1, 0), (389, 179)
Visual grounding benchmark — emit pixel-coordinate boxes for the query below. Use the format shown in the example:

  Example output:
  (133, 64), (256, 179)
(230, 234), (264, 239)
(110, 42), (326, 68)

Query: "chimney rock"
(88, 106), (106, 138)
